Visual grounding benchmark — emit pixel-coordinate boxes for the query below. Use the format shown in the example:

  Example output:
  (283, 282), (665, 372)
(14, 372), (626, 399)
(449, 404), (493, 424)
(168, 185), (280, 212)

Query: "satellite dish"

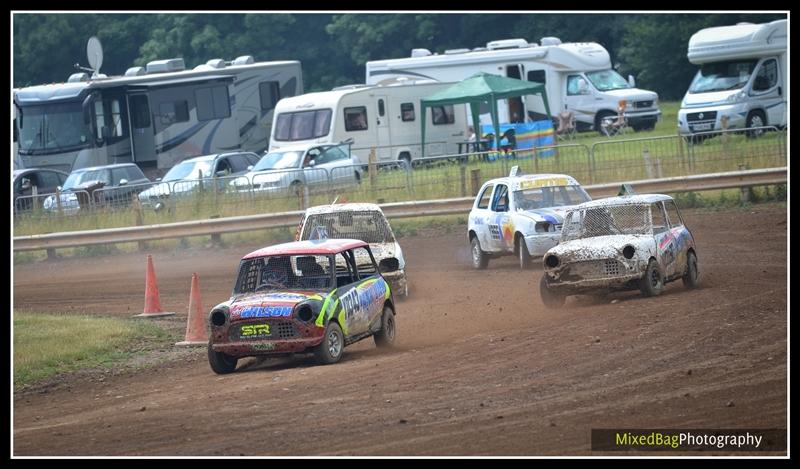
(87, 36), (104, 76)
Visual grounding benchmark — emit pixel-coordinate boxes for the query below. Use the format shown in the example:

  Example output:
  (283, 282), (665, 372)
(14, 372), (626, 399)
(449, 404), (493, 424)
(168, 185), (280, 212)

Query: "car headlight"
(725, 90), (747, 104)
(545, 254), (559, 268)
(535, 222), (555, 233)
(43, 196), (54, 210)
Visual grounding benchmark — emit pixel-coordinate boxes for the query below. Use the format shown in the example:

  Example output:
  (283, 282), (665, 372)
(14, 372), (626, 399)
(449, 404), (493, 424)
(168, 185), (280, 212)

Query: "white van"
(678, 19), (787, 136)
(366, 38), (661, 135)
(269, 80), (469, 164)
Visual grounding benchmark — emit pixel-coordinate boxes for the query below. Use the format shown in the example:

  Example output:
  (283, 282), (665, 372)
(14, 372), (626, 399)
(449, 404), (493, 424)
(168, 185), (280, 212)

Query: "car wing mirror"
(118, 179), (128, 186)
(247, 165), (253, 171)
(378, 257), (399, 274)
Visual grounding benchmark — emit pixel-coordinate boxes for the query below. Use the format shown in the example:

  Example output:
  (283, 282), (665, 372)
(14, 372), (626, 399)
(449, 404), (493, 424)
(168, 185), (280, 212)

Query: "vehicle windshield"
(62, 169), (111, 190)
(273, 109), (332, 142)
(17, 102), (93, 154)
(585, 70), (630, 91)
(163, 160), (214, 181)
(688, 59), (758, 93)
(253, 151), (302, 171)
(234, 254), (334, 293)
(301, 211), (395, 244)
(561, 204), (652, 241)
(513, 185), (591, 211)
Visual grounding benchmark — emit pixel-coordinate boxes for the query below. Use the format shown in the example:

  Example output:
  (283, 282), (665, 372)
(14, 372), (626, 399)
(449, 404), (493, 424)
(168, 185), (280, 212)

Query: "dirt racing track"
(13, 205), (787, 456)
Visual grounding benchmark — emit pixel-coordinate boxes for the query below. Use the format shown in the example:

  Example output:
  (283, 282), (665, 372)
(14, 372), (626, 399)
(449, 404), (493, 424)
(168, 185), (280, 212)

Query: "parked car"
(467, 168), (591, 270)
(137, 152), (260, 210)
(207, 238), (397, 374)
(42, 163), (149, 214)
(540, 194), (699, 308)
(295, 203), (409, 298)
(231, 142), (362, 195)
(13, 168), (69, 212)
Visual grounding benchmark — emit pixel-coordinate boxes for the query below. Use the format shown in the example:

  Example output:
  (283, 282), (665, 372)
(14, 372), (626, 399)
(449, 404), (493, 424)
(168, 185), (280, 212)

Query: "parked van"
(366, 38), (661, 135)
(269, 80), (469, 164)
(678, 19), (787, 136)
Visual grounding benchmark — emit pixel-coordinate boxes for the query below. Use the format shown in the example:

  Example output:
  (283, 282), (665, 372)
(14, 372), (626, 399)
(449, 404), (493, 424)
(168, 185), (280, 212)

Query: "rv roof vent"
(124, 66), (146, 77)
(68, 73), (89, 83)
(486, 39), (529, 50)
(232, 55), (255, 65)
(540, 37), (562, 46)
(146, 58), (186, 74)
(444, 48), (471, 55)
(472, 47), (488, 52)
(206, 59), (226, 69)
(411, 48), (432, 58)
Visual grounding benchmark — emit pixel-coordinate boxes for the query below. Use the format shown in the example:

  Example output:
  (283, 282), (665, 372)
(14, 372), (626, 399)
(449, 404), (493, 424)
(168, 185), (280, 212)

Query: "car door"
(651, 202), (679, 278)
(332, 250), (364, 338)
(751, 58), (784, 127)
(664, 199), (693, 279)
(470, 182), (495, 252)
(316, 144), (355, 188)
(488, 184), (514, 253)
(336, 247), (386, 338)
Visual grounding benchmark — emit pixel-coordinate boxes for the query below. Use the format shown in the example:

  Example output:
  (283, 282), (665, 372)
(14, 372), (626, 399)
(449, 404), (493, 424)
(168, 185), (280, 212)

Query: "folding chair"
(600, 100), (628, 137)
(556, 111), (576, 141)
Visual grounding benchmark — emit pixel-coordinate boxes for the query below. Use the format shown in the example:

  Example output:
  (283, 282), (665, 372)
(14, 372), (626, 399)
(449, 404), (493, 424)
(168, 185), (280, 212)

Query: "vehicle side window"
(335, 252), (357, 287)
(215, 159), (232, 176)
(227, 154), (251, 173)
(352, 247), (378, 280)
(316, 146), (348, 165)
(567, 75), (585, 96)
(431, 105), (455, 125)
(125, 166), (146, 182)
(344, 107), (368, 131)
(651, 202), (668, 234)
(401, 103), (415, 122)
(491, 185), (509, 212)
(244, 153), (259, 167)
(112, 168), (131, 185)
(664, 200), (683, 228)
(37, 171), (62, 190)
(753, 59), (778, 91)
(476, 184), (494, 209)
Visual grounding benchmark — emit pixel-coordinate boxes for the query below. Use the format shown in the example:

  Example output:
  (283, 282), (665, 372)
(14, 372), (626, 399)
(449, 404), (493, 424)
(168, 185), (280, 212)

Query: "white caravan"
(269, 80), (468, 164)
(14, 56), (302, 176)
(366, 38), (661, 134)
(678, 19), (787, 136)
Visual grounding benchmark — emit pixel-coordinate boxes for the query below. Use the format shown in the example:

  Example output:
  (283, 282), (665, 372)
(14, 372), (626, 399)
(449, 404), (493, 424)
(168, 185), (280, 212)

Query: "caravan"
(269, 80), (468, 164)
(366, 38), (661, 135)
(678, 19), (787, 136)
(14, 55), (302, 176)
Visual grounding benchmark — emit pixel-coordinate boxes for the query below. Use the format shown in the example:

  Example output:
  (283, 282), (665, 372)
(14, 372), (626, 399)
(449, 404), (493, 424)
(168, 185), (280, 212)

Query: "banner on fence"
(481, 120), (556, 159)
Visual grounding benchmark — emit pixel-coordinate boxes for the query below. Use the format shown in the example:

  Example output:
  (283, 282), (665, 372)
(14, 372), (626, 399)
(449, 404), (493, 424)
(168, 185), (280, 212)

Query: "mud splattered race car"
(207, 238), (397, 374)
(540, 194), (699, 307)
(468, 169), (591, 269)
(296, 203), (409, 298)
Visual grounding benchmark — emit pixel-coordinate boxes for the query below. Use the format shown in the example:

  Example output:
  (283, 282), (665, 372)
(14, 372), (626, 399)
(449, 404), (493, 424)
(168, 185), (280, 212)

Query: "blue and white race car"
(467, 169), (591, 269)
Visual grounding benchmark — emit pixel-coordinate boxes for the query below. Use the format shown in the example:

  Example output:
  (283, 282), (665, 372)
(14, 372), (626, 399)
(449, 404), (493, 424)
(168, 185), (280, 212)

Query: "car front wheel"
(540, 276), (566, 309)
(682, 251), (700, 289)
(208, 344), (238, 374)
(471, 236), (489, 270)
(373, 306), (396, 348)
(639, 259), (664, 297)
(314, 322), (344, 365)
(518, 236), (532, 270)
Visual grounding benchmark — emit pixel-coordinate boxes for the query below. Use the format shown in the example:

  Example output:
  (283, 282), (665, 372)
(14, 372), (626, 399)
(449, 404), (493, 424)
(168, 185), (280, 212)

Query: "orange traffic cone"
(176, 273), (208, 346)
(135, 255), (175, 318)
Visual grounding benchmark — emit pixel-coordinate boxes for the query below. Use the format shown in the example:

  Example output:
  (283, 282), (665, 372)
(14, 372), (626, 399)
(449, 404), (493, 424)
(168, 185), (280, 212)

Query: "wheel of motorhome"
(596, 111), (616, 136)
(745, 110), (767, 139)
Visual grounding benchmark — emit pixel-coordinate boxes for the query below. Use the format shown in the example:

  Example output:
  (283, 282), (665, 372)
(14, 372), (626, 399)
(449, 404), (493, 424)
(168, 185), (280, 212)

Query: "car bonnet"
(229, 291), (325, 320)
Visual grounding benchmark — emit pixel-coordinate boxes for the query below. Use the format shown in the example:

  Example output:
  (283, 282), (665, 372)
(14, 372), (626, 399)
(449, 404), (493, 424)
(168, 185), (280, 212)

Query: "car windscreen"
(585, 69), (630, 91)
(234, 254), (334, 293)
(513, 185), (591, 211)
(62, 169), (110, 190)
(253, 151), (302, 171)
(300, 211), (395, 244)
(163, 160), (213, 181)
(561, 204), (651, 241)
(689, 59), (758, 93)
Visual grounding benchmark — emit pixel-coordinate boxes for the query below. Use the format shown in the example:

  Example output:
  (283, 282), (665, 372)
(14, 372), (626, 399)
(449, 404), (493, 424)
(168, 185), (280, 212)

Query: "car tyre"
(314, 321), (344, 365)
(471, 236), (489, 270)
(682, 251), (700, 289)
(745, 110), (766, 139)
(517, 236), (532, 270)
(540, 276), (566, 309)
(639, 259), (664, 297)
(208, 343), (238, 374)
(373, 305), (396, 348)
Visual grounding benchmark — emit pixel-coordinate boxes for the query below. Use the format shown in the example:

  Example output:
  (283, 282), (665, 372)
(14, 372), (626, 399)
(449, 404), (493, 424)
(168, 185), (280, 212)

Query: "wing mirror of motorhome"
(628, 75), (636, 88)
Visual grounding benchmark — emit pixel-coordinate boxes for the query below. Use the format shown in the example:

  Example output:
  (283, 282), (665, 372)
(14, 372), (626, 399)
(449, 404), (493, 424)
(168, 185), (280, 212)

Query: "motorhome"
(366, 38), (661, 135)
(678, 19), (787, 136)
(269, 80), (468, 164)
(14, 56), (302, 176)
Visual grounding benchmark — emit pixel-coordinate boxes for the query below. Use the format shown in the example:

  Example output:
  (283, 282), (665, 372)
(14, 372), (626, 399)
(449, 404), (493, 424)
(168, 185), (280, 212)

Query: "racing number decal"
(339, 279), (387, 335)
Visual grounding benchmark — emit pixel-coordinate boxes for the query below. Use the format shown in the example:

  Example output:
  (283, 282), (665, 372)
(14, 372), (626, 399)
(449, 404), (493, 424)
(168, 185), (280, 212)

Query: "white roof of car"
(574, 194), (673, 209)
(483, 173), (582, 191)
(305, 203), (384, 215)
(267, 142), (334, 154)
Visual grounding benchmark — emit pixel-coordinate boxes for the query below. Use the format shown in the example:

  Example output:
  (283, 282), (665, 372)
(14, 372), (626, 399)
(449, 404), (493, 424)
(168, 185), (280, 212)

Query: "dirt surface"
(13, 204), (787, 456)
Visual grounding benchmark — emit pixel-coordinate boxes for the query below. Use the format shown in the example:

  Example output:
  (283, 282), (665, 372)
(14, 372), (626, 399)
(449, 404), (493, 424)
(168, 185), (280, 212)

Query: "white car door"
(487, 184), (514, 253)
(470, 182), (495, 252)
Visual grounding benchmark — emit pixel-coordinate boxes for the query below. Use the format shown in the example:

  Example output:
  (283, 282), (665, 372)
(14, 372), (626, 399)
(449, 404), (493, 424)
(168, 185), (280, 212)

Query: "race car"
(540, 194), (700, 307)
(295, 203), (409, 298)
(207, 238), (397, 374)
(467, 168), (591, 269)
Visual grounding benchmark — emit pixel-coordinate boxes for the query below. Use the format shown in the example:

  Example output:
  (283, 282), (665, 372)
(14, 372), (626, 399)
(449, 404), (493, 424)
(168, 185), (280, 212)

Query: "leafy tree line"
(13, 13), (785, 100)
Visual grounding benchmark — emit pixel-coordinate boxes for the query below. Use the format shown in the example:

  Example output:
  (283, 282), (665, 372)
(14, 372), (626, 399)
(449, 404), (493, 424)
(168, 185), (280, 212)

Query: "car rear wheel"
(682, 251), (700, 289)
(517, 236), (532, 270)
(208, 344), (238, 374)
(373, 305), (396, 348)
(540, 276), (566, 309)
(314, 322), (344, 365)
(639, 259), (664, 297)
(471, 236), (489, 270)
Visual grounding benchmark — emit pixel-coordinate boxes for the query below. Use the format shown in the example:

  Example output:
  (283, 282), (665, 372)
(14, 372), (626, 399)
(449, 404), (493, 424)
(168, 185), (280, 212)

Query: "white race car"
(467, 169), (591, 269)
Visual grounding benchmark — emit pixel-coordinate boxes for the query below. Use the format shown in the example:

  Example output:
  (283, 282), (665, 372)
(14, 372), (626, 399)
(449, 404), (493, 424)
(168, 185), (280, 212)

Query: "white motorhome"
(14, 56), (302, 176)
(269, 80), (468, 164)
(678, 19), (787, 136)
(366, 38), (661, 134)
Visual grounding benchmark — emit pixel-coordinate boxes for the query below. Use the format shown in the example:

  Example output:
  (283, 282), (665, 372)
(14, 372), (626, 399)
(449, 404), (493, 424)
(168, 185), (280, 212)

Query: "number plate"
(691, 123), (712, 131)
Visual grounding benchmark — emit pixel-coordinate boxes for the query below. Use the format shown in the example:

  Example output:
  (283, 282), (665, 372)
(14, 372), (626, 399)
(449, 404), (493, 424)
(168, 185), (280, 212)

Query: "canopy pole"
(490, 95), (500, 156)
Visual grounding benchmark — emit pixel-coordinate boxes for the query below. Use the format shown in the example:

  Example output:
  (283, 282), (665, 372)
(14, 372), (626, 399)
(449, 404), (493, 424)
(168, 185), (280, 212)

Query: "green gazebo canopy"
(420, 72), (551, 157)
